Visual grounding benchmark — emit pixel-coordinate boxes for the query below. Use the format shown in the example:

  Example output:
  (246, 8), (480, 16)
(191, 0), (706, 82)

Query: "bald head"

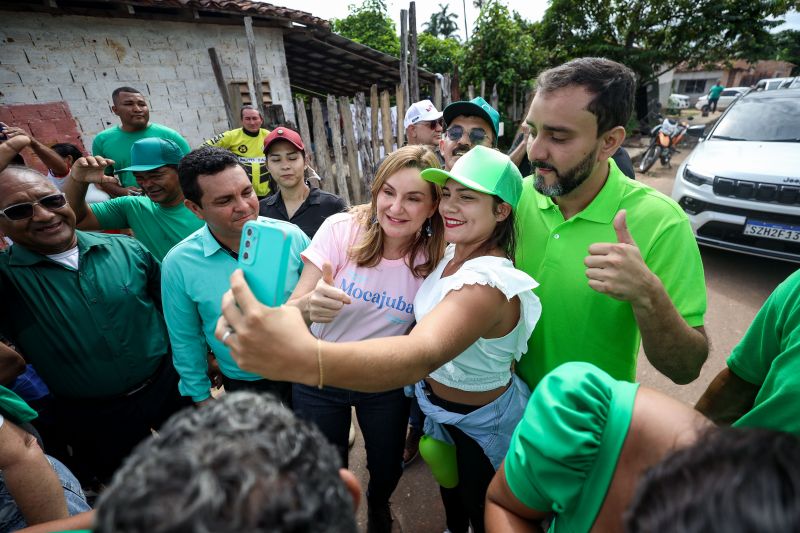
(0, 165), (77, 254)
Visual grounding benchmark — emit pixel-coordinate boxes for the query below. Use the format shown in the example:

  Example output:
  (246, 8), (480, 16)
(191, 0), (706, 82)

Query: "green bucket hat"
(421, 146), (523, 208)
(119, 137), (185, 172)
(443, 96), (501, 140)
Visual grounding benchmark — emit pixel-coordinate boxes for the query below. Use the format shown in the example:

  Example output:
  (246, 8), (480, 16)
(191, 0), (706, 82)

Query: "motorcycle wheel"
(639, 144), (659, 173)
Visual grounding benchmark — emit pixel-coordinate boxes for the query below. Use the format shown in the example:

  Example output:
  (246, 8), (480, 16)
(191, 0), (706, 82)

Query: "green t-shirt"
(708, 84), (725, 100)
(514, 159), (707, 388)
(91, 123), (190, 188)
(729, 269), (800, 435)
(90, 196), (203, 262)
(0, 385), (37, 424)
(205, 127), (271, 198)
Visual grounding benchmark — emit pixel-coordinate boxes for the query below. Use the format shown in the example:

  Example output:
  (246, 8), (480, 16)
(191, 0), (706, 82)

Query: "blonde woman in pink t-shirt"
(281, 145), (445, 532)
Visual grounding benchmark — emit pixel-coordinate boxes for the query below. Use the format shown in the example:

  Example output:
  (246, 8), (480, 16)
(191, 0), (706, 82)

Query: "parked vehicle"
(755, 77), (791, 91)
(694, 87), (749, 111)
(668, 93), (690, 109)
(672, 88), (800, 263)
(639, 116), (693, 172)
(778, 76), (800, 89)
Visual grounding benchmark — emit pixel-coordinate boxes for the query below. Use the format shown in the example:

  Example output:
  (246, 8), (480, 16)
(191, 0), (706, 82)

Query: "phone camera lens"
(243, 252), (249, 260)
(245, 241), (251, 248)
(246, 228), (253, 236)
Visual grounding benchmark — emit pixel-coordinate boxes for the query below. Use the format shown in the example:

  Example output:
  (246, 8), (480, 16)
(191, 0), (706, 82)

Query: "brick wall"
(0, 102), (84, 173)
(0, 13), (294, 151)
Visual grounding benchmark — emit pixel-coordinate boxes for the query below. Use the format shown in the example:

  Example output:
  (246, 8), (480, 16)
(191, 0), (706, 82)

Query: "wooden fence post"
(396, 84), (405, 148)
(442, 74), (452, 107)
(294, 98), (315, 169)
(380, 90), (393, 155)
(327, 94), (350, 205)
(480, 79), (486, 99)
(370, 85), (380, 165)
(434, 76), (442, 110)
(354, 92), (374, 200)
(338, 96), (361, 205)
(399, 10), (409, 110)
(409, 1), (419, 103)
(310, 98), (334, 193)
(468, 85), (475, 100)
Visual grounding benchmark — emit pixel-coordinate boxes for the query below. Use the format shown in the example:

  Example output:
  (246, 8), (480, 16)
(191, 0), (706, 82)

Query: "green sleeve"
(90, 197), (133, 230)
(643, 217), (707, 327)
(168, 130), (191, 154)
(728, 271), (800, 386)
(91, 133), (114, 177)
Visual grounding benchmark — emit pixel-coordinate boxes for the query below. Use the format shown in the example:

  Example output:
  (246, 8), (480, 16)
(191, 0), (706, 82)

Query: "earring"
(424, 217), (433, 238)
(370, 214), (378, 225)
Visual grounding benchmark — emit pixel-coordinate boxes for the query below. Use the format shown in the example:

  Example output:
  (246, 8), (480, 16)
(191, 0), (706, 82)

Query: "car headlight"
(683, 167), (713, 186)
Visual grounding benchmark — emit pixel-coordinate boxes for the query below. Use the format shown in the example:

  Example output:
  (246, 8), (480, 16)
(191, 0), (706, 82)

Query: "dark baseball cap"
(443, 97), (501, 140)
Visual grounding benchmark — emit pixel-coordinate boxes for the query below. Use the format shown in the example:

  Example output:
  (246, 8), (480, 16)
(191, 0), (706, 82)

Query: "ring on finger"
(221, 326), (235, 344)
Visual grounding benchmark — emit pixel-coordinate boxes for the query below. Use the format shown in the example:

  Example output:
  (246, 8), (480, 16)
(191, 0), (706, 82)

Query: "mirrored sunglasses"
(445, 125), (488, 145)
(0, 193), (68, 221)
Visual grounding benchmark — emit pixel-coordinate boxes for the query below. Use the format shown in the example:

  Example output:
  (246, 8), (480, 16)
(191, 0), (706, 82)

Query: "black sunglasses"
(445, 125), (488, 145)
(419, 118), (443, 129)
(0, 193), (68, 221)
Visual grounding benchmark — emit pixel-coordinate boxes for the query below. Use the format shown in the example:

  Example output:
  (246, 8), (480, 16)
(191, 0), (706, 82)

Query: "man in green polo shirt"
(696, 268), (800, 435)
(65, 137), (203, 261)
(515, 57), (708, 389)
(0, 165), (191, 484)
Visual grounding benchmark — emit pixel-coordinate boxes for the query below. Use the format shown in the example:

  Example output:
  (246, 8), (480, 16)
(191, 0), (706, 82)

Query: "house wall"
(672, 70), (723, 105)
(0, 12), (295, 150)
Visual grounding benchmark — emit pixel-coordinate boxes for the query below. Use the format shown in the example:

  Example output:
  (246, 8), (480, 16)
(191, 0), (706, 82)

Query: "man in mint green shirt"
(707, 80), (725, 113)
(515, 58), (708, 389)
(162, 146), (309, 405)
(65, 137), (203, 261)
(92, 86), (190, 196)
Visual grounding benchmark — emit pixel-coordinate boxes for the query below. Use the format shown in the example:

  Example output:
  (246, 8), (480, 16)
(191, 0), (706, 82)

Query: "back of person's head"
(50, 143), (83, 161)
(94, 392), (358, 533)
(177, 146), (242, 206)
(625, 428), (800, 533)
(535, 57), (635, 135)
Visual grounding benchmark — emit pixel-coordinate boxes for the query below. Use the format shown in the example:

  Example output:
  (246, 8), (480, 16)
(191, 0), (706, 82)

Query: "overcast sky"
(276, 0), (549, 39)
(277, 1), (798, 36)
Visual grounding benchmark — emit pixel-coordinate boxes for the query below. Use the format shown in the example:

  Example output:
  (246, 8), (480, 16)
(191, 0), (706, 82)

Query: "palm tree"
(423, 3), (460, 40)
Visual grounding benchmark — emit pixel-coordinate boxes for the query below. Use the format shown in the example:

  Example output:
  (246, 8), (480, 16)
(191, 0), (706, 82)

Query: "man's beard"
(532, 147), (598, 197)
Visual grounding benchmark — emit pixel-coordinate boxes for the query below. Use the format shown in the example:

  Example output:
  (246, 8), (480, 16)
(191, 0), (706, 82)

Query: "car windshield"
(710, 96), (800, 142)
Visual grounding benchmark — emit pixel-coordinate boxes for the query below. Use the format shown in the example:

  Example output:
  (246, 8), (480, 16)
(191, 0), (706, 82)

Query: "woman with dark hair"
(216, 146), (541, 533)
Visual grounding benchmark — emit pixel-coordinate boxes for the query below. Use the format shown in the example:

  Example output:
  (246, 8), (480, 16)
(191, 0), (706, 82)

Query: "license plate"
(743, 220), (800, 242)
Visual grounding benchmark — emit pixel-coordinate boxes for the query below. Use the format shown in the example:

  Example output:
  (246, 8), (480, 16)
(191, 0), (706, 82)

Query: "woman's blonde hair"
(349, 145), (445, 278)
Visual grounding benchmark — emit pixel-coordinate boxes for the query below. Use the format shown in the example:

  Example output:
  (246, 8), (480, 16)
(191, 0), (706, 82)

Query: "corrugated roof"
(131, 0), (330, 29)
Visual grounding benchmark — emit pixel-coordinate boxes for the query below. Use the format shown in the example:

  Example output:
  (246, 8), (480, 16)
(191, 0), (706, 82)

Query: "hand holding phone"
(238, 220), (292, 307)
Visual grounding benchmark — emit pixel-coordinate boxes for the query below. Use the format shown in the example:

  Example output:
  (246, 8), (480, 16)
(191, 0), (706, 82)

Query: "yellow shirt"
(204, 127), (271, 197)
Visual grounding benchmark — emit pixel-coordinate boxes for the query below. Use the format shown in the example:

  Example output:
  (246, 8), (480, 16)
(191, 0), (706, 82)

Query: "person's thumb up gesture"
(308, 262), (352, 323)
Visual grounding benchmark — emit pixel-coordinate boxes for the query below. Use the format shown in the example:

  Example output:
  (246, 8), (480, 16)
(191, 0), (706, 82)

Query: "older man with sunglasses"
(404, 100), (444, 152)
(0, 164), (191, 486)
(440, 96), (500, 171)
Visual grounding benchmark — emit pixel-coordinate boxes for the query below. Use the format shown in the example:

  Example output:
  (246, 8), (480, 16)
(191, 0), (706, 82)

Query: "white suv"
(694, 87), (749, 111)
(672, 88), (800, 262)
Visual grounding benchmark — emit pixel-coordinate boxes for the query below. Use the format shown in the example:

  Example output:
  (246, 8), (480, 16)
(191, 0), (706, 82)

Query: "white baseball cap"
(403, 100), (443, 129)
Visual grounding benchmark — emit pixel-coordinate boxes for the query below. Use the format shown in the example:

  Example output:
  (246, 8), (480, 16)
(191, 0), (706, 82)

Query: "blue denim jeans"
(0, 455), (91, 532)
(292, 384), (409, 504)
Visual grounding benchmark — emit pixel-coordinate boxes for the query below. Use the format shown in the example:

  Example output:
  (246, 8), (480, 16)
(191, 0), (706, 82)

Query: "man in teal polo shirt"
(0, 165), (190, 484)
(162, 147), (309, 406)
(65, 137), (203, 261)
(515, 57), (708, 389)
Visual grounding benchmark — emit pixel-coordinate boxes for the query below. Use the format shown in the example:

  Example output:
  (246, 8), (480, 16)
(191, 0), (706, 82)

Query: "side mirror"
(687, 124), (706, 139)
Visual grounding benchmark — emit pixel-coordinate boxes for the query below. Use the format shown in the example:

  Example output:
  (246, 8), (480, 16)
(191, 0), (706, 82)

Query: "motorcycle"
(639, 116), (692, 173)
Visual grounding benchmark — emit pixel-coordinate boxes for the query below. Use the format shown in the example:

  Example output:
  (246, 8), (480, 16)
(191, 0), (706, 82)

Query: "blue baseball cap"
(119, 138), (185, 172)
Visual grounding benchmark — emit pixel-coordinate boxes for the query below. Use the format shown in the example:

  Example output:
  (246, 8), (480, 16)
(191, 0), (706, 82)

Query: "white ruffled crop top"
(414, 245), (542, 392)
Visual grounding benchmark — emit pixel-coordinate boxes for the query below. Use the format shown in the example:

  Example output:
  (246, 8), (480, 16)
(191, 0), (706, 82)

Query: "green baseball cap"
(420, 145), (523, 208)
(119, 137), (185, 172)
(443, 97), (501, 140)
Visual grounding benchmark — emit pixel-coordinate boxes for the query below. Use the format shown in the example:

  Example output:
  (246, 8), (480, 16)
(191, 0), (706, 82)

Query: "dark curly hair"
(625, 427), (800, 533)
(177, 146), (242, 206)
(94, 392), (357, 533)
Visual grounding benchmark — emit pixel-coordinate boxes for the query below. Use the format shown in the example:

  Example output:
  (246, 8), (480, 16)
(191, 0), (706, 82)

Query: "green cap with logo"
(443, 96), (501, 140)
(420, 146), (523, 209)
(119, 137), (185, 172)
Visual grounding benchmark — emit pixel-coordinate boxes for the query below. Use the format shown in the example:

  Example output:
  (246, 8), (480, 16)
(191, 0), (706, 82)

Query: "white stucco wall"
(0, 12), (295, 148)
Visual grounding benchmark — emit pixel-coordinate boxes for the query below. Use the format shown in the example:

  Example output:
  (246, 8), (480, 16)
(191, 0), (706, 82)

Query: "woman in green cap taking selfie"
(216, 146), (541, 533)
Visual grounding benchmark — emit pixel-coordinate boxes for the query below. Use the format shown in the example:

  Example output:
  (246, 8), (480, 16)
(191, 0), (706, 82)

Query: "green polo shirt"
(729, 269), (800, 435)
(515, 159), (706, 388)
(0, 231), (167, 399)
(90, 196), (203, 262)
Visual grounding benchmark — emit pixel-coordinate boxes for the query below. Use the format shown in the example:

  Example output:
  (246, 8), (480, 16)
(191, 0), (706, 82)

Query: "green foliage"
(772, 30), (800, 75)
(461, 1), (542, 112)
(423, 3), (461, 40)
(331, 0), (400, 57)
(536, 0), (793, 82)
(418, 32), (464, 74)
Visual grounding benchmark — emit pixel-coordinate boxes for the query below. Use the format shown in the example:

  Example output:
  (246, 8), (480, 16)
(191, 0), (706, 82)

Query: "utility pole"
(462, 0), (469, 41)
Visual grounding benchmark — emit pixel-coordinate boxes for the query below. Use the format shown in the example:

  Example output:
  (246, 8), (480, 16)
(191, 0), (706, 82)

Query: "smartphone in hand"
(238, 220), (292, 307)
